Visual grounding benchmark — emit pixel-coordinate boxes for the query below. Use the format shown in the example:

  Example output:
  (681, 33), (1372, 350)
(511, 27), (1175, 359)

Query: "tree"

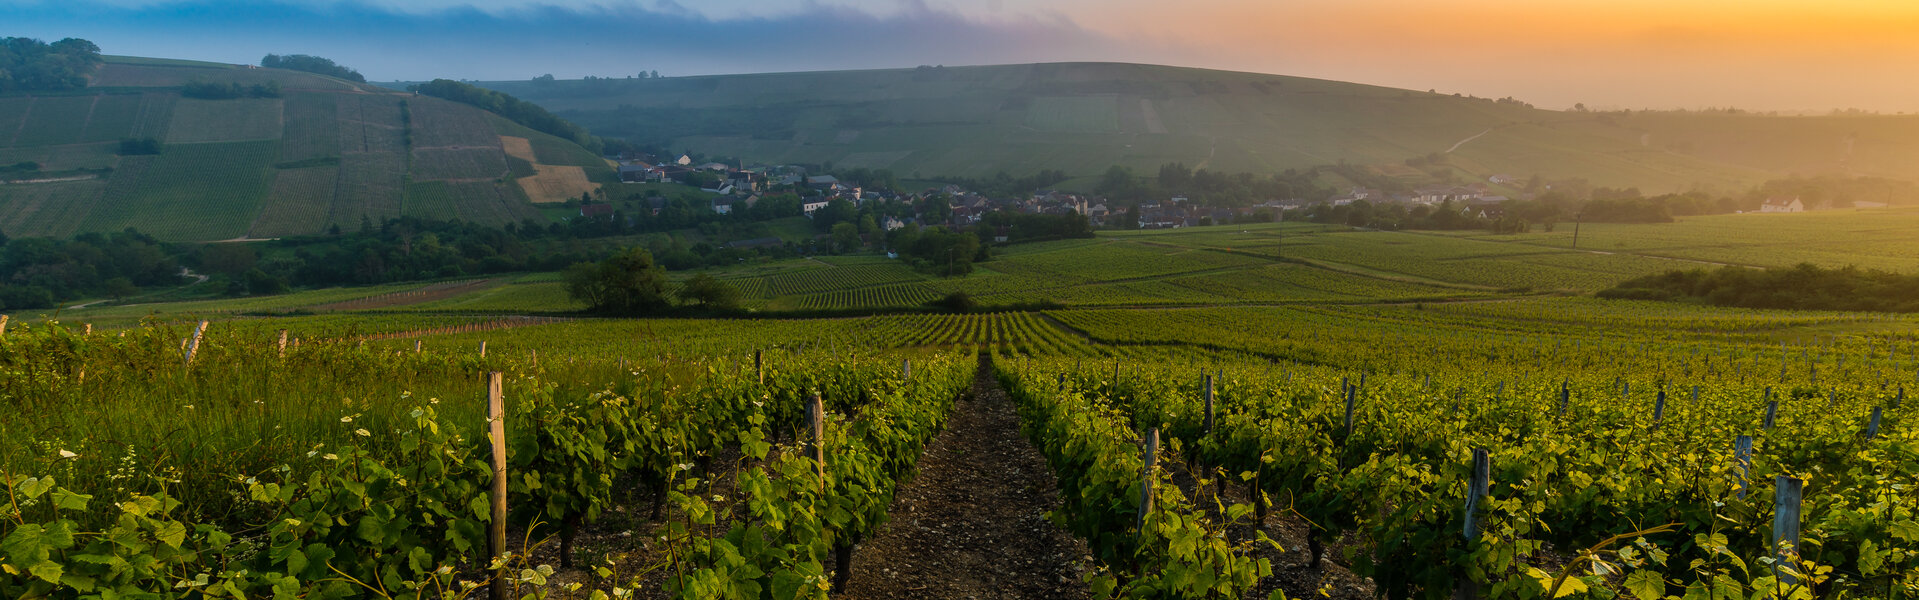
(928, 291), (978, 313)
(831, 222), (861, 253)
(103, 277), (137, 301)
(260, 54), (366, 83)
(564, 247), (669, 314)
(675, 272), (742, 310)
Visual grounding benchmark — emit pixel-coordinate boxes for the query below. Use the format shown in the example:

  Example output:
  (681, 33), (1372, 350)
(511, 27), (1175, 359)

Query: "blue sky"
(7, 0), (1918, 111)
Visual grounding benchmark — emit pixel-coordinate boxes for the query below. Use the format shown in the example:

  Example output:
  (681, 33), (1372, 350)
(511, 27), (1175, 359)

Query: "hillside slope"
(0, 56), (612, 241)
(481, 62), (1918, 191)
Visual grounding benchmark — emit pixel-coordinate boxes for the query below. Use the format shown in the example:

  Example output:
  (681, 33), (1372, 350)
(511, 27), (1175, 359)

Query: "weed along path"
(837, 355), (1092, 599)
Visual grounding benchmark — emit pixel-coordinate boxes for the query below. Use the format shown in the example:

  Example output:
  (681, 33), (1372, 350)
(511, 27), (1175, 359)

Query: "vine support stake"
(184, 320), (209, 366)
(83, 323), (91, 336)
(1343, 382), (1357, 435)
(0, 314), (7, 339)
(485, 371), (509, 600)
(1732, 435), (1754, 499)
(807, 393), (826, 487)
(277, 329), (288, 358)
(1138, 427), (1159, 533)
(1652, 389), (1666, 427)
(1772, 475), (1804, 586)
(1866, 407), (1882, 440)
(1763, 399), (1778, 431)
(1557, 381), (1570, 417)
(755, 349), (764, 385)
(902, 358), (910, 380)
(414, 339), (422, 353)
(1203, 374), (1215, 436)
(1457, 447), (1491, 600)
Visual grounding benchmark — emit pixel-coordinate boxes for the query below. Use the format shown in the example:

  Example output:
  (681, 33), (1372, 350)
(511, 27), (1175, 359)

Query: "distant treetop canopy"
(260, 54), (367, 83)
(0, 37), (103, 93)
(409, 78), (605, 154)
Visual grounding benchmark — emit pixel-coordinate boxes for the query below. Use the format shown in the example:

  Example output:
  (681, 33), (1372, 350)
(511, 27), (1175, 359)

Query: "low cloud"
(2, 0), (1141, 81)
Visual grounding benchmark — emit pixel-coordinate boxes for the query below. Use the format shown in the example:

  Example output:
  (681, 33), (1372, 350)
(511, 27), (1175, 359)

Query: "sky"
(6, 0), (1919, 112)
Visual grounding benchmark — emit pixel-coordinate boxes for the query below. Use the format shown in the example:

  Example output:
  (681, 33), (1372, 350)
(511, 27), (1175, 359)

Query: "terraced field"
(0, 56), (607, 240)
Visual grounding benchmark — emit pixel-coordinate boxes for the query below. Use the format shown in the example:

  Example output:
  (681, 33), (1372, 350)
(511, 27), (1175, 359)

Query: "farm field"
(16, 55), (1919, 600)
(473, 62), (1919, 190)
(7, 282), (1916, 599)
(0, 56), (603, 240)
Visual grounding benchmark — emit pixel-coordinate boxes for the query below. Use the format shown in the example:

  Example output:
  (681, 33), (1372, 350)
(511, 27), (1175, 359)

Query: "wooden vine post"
(1343, 381), (1357, 435)
(277, 329), (288, 358)
(755, 349), (764, 385)
(901, 358), (910, 380)
(1202, 374), (1215, 435)
(1138, 427), (1159, 532)
(1772, 476), (1805, 585)
(485, 372), (509, 600)
(1732, 435), (1754, 499)
(1557, 382), (1570, 417)
(1651, 389), (1667, 427)
(806, 393), (826, 487)
(413, 339), (422, 353)
(83, 323), (91, 336)
(183, 321), (210, 366)
(1457, 448), (1491, 600)
(0, 314), (8, 339)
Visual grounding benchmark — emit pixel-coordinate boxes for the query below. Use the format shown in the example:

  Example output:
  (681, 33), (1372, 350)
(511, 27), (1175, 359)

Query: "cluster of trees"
(117, 137), (161, 155)
(182, 79), (281, 99)
(0, 212), (829, 309)
(1099, 163), (1330, 207)
(1599, 264), (1919, 313)
(934, 169), (1069, 199)
(0, 37), (101, 93)
(260, 54), (365, 83)
(411, 79), (604, 153)
(0, 230), (181, 310)
(561, 248), (743, 315)
(891, 227), (983, 276)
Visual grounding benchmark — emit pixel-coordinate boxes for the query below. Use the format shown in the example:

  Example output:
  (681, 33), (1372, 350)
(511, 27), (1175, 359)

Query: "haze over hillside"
(0, 56), (613, 241)
(480, 62), (1919, 192)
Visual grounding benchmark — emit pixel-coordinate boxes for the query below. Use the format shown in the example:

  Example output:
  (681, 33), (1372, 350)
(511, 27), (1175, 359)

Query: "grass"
(475, 62), (1862, 189)
(165, 98), (284, 144)
(0, 59), (611, 240)
(90, 140), (279, 239)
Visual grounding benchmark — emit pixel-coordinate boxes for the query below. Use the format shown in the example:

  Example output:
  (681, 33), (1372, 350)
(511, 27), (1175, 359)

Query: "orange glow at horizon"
(1025, 0), (1919, 111)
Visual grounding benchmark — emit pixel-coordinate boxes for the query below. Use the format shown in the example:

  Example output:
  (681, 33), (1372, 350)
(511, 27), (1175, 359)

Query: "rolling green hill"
(480, 62), (1919, 192)
(0, 56), (614, 241)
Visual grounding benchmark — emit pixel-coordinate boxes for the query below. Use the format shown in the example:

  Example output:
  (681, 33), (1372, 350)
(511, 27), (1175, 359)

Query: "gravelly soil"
(835, 354), (1094, 600)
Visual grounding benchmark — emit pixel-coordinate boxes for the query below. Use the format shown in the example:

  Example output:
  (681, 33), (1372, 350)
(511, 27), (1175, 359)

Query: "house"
(696, 162), (732, 172)
(674, 155), (693, 166)
(711, 197), (735, 215)
(580, 203), (615, 219)
(993, 226), (1011, 244)
(806, 175), (839, 189)
(700, 183), (736, 196)
(1488, 174), (1520, 185)
(882, 216), (906, 231)
(801, 197), (831, 215)
(1760, 197), (1805, 213)
(618, 164), (650, 183)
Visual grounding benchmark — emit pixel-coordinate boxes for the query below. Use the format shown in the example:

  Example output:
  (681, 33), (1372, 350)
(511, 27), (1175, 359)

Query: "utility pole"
(1571, 212), (1583, 250)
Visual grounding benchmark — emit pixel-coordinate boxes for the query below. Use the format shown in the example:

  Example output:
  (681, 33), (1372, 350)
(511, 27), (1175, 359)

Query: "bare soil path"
(836, 355), (1092, 600)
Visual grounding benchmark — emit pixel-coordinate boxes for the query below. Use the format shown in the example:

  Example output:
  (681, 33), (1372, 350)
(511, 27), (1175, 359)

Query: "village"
(599, 154), (1639, 235)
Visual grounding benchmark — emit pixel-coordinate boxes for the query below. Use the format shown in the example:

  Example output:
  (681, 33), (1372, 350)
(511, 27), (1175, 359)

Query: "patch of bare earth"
(310, 278), (502, 311)
(835, 356), (1093, 600)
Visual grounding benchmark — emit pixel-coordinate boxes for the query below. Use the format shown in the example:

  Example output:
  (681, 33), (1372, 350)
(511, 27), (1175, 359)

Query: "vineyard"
(5, 289), (1918, 598)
